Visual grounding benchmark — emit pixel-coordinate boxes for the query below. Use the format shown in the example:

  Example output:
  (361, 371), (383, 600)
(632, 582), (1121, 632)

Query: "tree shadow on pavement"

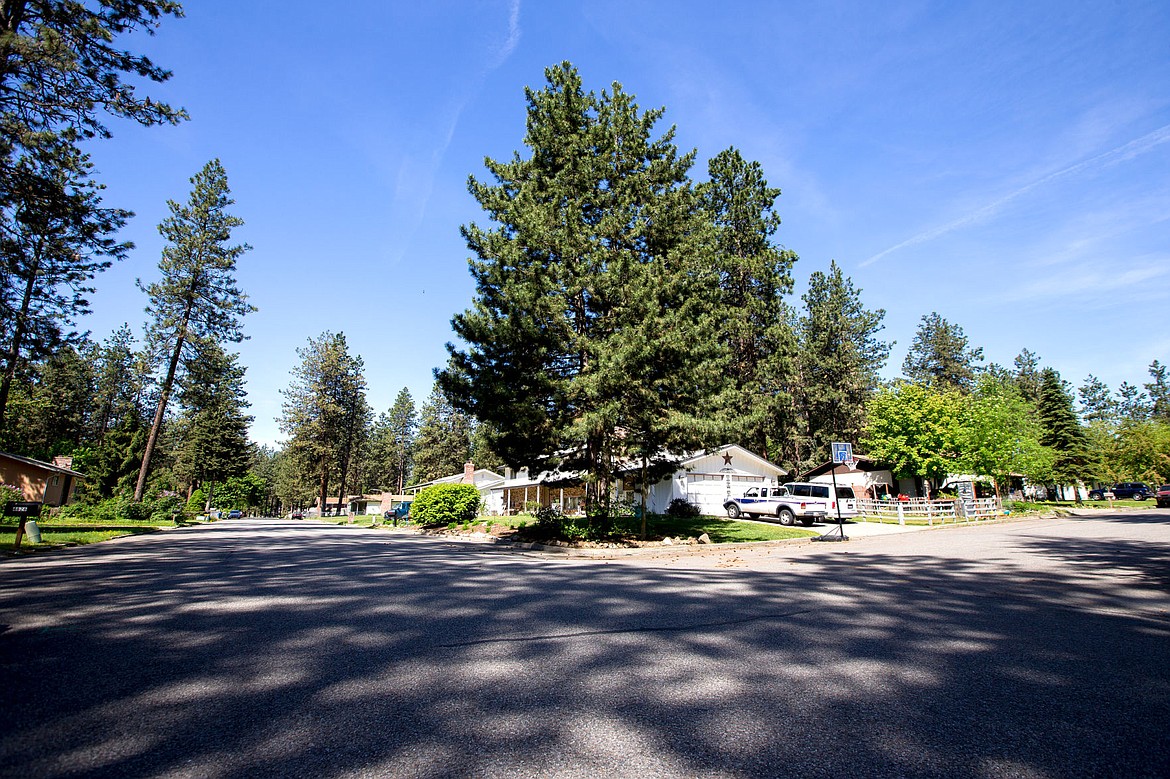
(0, 518), (1167, 778)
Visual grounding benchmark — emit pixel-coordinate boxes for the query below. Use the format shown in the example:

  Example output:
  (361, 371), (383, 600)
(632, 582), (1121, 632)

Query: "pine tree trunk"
(134, 306), (191, 502)
(318, 458), (329, 518)
(0, 244), (40, 430)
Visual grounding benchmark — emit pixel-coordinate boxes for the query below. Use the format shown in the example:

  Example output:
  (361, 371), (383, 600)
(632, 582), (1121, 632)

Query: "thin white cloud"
(999, 256), (1170, 303)
(386, 1), (522, 265)
(861, 123), (1170, 267)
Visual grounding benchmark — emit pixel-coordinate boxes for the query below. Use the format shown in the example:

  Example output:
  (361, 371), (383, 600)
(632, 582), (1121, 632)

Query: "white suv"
(723, 485), (828, 526)
(781, 481), (859, 519)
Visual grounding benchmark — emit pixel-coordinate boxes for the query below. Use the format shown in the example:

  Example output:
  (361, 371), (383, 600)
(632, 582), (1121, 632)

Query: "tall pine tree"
(902, 312), (983, 391)
(438, 62), (721, 515)
(135, 159), (253, 500)
(700, 147), (798, 461)
(794, 261), (890, 471)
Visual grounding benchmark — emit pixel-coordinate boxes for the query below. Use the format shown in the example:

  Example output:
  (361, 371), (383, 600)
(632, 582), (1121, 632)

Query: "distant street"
(2, 514), (1168, 778)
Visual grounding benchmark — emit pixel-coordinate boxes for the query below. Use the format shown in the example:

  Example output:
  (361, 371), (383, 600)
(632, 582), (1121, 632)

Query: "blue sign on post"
(832, 442), (853, 464)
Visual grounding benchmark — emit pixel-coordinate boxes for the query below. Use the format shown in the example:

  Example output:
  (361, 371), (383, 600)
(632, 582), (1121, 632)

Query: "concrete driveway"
(1, 513), (1167, 778)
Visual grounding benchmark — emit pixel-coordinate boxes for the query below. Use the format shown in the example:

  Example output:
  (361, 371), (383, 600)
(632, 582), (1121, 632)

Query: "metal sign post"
(814, 444), (852, 542)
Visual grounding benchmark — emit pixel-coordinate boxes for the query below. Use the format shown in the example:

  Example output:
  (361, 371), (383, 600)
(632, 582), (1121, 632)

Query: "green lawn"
(1, 526), (161, 551)
(463, 513), (816, 542)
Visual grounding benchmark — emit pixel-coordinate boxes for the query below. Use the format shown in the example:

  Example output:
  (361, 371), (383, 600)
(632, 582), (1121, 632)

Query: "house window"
(731, 475), (764, 483)
(51, 476), (59, 486)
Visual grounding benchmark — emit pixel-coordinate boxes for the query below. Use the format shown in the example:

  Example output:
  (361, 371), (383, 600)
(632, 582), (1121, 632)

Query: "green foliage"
(136, 159), (254, 500)
(411, 483), (480, 524)
(958, 375), (1054, 495)
(700, 147), (797, 460)
(665, 498), (701, 517)
(367, 387), (417, 493)
(902, 312), (983, 391)
(0, 484), (23, 506)
(438, 61), (722, 511)
(863, 382), (964, 485)
(1036, 368), (1090, 486)
(412, 383), (471, 483)
(277, 331), (370, 517)
(794, 261), (891, 469)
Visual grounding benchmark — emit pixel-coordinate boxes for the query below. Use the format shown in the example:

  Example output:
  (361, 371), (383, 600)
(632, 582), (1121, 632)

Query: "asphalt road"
(1, 513), (1168, 778)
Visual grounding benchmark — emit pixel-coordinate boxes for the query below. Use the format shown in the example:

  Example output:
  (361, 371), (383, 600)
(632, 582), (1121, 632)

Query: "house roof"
(0, 451), (86, 479)
(802, 455), (889, 480)
(407, 468), (505, 492)
(678, 444), (787, 475)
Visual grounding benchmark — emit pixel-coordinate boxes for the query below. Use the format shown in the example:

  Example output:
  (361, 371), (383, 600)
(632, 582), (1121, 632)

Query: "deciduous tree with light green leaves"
(862, 381), (963, 492)
(958, 375), (1054, 499)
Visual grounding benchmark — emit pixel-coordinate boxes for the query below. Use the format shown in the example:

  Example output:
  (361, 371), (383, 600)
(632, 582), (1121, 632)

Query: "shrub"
(412, 483), (480, 525)
(151, 495), (184, 522)
(665, 498), (700, 518)
(120, 500), (152, 520)
(535, 505), (591, 540)
(0, 483), (23, 507)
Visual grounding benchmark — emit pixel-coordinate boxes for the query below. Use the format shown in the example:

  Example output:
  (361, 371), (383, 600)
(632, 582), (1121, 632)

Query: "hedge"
(410, 483), (480, 524)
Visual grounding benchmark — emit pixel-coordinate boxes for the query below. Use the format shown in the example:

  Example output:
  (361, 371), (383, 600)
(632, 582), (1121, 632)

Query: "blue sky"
(80, 1), (1170, 446)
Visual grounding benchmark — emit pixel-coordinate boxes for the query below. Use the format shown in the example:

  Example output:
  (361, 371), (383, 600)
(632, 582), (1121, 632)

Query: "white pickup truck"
(723, 485), (829, 526)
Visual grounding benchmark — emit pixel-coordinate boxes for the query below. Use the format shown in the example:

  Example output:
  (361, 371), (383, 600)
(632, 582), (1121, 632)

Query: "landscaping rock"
(697, 533), (711, 544)
(662, 536), (673, 545)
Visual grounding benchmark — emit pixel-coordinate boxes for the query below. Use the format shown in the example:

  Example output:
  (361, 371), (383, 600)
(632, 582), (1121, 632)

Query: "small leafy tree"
(410, 483), (480, 524)
(863, 381), (964, 492)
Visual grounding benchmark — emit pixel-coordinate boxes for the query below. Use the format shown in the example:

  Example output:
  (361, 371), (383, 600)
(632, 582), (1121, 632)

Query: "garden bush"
(665, 498), (700, 518)
(411, 483), (480, 524)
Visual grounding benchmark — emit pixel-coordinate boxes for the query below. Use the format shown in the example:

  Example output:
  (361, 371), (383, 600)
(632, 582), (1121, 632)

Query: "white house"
(405, 461), (506, 515)
(633, 445), (788, 515)
(487, 444), (787, 516)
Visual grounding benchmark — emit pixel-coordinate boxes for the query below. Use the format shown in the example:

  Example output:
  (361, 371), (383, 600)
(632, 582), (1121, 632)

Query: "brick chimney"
(53, 455), (73, 470)
(463, 460), (475, 484)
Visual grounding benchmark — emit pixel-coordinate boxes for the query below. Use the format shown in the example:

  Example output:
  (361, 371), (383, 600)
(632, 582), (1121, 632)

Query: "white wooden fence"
(856, 497), (1002, 525)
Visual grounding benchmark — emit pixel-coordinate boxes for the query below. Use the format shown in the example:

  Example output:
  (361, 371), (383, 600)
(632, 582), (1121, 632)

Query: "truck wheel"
(726, 504), (741, 519)
(778, 508), (795, 526)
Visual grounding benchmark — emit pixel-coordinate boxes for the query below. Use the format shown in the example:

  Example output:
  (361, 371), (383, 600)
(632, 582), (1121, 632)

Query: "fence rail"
(856, 497), (1002, 525)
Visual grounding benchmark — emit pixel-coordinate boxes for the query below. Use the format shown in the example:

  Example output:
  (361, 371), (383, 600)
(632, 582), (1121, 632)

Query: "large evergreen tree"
(700, 146), (797, 461)
(412, 384), (471, 484)
(0, 148), (130, 428)
(793, 260), (890, 471)
(438, 62), (722, 514)
(277, 331), (367, 515)
(1036, 367), (1090, 496)
(1, 2), (185, 431)
(135, 159), (253, 500)
(902, 312), (983, 391)
(1145, 360), (1170, 423)
(368, 387), (417, 494)
(171, 342), (252, 507)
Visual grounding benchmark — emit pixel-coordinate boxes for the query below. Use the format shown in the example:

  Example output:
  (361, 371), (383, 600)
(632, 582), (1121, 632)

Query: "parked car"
(290, 511), (304, 519)
(1087, 482), (1155, 501)
(724, 485), (828, 526)
(228, 509), (242, 519)
(783, 481), (860, 519)
(1157, 485), (1170, 508)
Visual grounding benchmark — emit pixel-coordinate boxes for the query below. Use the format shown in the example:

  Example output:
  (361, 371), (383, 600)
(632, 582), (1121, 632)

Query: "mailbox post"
(5, 501), (42, 549)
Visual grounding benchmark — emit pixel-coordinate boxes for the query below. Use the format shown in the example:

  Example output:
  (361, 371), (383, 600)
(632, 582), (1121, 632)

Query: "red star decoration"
(722, 453), (733, 465)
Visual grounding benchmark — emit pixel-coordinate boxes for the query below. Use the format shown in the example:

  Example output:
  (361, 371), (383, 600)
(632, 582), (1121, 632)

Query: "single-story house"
(0, 452), (85, 506)
(405, 462), (506, 515)
(803, 456), (896, 498)
(490, 444), (788, 517)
